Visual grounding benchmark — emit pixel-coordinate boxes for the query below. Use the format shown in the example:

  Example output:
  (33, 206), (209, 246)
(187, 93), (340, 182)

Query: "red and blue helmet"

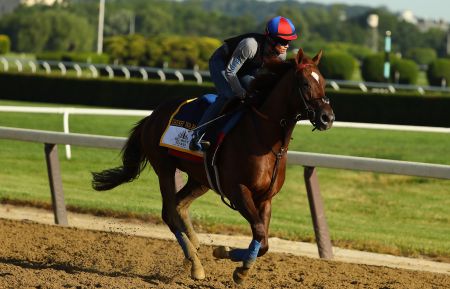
(265, 16), (298, 41)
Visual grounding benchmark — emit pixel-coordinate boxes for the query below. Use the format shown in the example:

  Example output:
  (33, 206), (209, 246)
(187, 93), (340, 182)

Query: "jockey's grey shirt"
(224, 37), (287, 98)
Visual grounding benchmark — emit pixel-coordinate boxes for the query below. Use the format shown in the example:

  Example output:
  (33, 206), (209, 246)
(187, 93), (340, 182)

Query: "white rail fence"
(1, 105), (449, 160)
(2, 56), (450, 93)
(0, 126), (449, 259)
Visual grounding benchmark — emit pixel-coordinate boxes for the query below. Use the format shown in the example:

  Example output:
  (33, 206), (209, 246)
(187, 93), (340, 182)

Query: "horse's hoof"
(213, 246), (230, 259)
(233, 267), (249, 284)
(191, 264), (205, 280)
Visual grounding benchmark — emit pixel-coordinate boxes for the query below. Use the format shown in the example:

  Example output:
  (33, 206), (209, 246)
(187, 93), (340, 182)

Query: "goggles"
(270, 37), (290, 46)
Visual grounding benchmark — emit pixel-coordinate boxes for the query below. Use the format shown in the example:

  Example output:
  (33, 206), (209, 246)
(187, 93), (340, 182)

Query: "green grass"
(0, 100), (449, 260)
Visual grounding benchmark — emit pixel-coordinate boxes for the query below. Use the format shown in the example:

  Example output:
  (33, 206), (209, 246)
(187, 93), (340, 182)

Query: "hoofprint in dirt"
(0, 218), (448, 289)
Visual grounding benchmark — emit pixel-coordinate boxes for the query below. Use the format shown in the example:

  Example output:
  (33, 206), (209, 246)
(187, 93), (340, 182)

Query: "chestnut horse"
(92, 49), (334, 284)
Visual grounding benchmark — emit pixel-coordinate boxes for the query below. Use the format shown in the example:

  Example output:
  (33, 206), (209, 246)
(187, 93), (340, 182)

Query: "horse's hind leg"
(158, 167), (205, 280)
(176, 177), (208, 250)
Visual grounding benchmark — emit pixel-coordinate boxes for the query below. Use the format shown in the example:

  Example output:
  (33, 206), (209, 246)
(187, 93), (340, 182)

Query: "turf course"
(0, 100), (449, 260)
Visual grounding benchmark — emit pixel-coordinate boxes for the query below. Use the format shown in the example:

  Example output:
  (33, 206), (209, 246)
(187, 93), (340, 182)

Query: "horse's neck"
(256, 70), (297, 148)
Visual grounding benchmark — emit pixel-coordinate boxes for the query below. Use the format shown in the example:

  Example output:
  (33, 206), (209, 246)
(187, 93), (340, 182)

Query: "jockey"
(190, 16), (298, 151)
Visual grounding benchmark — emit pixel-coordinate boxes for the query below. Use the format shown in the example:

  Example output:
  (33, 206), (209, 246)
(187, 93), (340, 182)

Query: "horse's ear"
(295, 48), (304, 65)
(312, 49), (323, 65)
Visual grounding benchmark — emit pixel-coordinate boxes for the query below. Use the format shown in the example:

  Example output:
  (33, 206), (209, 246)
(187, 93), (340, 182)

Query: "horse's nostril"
(320, 113), (329, 124)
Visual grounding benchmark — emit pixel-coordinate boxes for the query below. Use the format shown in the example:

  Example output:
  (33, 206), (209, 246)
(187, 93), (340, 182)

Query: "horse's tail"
(92, 117), (149, 191)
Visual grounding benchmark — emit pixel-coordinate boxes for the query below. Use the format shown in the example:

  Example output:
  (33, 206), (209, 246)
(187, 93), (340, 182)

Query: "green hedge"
(361, 53), (385, 82)
(318, 51), (356, 80)
(327, 89), (450, 126)
(0, 35), (10, 54)
(391, 58), (419, 85)
(362, 54), (419, 84)
(0, 72), (213, 109)
(427, 59), (450, 87)
(405, 48), (437, 66)
(36, 52), (110, 64)
(0, 72), (449, 126)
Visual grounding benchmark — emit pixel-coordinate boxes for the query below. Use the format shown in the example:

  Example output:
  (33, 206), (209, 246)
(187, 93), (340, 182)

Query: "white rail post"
(329, 81), (340, 91)
(63, 111), (72, 160)
(15, 60), (23, 72)
(42, 62), (51, 74)
(174, 70), (184, 82)
(157, 69), (166, 82)
(121, 66), (130, 79)
(89, 65), (98, 78)
(105, 65), (114, 78)
(358, 82), (368, 92)
(58, 62), (67, 76)
(139, 68), (148, 80)
(193, 65), (202, 84)
(0, 57), (8, 72)
(74, 64), (82, 77)
(28, 61), (37, 73)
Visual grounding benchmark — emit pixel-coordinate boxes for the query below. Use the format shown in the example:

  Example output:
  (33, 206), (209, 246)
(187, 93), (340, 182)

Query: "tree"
(43, 10), (95, 51)
(0, 11), (51, 52)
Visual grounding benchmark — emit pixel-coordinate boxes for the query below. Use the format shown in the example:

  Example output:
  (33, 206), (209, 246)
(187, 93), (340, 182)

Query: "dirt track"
(0, 218), (449, 289)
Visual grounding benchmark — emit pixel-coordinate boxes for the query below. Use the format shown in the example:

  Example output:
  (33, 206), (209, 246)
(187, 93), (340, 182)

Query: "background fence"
(2, 56), (450, 94)
(1, 105), (449, 159)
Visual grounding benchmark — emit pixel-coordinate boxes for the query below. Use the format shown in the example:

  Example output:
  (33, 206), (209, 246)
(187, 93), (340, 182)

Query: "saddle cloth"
(159, 94), (243, 163)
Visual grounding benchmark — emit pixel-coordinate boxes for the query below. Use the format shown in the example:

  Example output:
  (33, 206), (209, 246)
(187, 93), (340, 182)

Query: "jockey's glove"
(238, 91), (247, 100)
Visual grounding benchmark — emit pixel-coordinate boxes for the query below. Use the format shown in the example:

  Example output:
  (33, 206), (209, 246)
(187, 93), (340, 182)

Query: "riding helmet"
(265, 16), (298, 41)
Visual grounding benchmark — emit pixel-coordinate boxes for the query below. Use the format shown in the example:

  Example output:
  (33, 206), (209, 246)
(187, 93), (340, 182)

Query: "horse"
(92, 48), (335, 284)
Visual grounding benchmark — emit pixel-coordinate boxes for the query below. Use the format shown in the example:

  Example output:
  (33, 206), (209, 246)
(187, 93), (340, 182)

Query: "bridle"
(295, 63), (330, 131)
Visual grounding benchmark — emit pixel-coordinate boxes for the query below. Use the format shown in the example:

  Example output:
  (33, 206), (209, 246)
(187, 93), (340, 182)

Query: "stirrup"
(199, 140), (210, 150)
(189, 139), (210, 151)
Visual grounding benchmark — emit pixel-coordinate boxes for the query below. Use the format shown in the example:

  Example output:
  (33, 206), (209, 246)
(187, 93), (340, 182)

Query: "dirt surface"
(0, 218), (449, 289)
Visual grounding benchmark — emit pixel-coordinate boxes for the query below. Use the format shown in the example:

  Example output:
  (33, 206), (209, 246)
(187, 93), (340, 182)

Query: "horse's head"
(294, 49), (334, 131)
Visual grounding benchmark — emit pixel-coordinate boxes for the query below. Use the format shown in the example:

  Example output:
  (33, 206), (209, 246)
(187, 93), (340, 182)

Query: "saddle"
(160, 94), (244, 196)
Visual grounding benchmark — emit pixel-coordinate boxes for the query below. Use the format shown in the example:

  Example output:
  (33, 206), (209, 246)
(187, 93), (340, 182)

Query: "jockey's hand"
(238, 91), (247, 100)
(238, 91), (253, 101)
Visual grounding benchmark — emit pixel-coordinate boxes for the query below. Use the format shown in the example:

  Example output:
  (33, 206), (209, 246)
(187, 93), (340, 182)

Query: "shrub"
(104, 34), (221, 69)
(391, 58), (419, 84)
(318, 51), (356, 80)
(361, 53), (384, 82)
(64, 52), (109, 64)
(427, 59), (450, 87)
(361, 53), (416, 83)
(0, 35), (11, 54)
(405, 48), (437, 66)
(104, 36), (127, 64)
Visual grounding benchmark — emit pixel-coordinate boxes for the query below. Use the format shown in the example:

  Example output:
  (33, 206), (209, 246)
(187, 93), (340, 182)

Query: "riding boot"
(189, 96), (230, 151)
(189, 133), (210, 151)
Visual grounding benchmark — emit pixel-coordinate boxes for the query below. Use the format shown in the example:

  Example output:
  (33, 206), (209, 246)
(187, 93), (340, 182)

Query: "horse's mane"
(249, 58), (295, 98)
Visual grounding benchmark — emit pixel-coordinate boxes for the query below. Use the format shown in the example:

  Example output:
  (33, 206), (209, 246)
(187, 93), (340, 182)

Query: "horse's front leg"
(213, 191), (271, 284)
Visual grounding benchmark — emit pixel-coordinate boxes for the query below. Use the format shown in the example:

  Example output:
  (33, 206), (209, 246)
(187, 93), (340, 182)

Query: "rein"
(250, 107), (292, 198)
